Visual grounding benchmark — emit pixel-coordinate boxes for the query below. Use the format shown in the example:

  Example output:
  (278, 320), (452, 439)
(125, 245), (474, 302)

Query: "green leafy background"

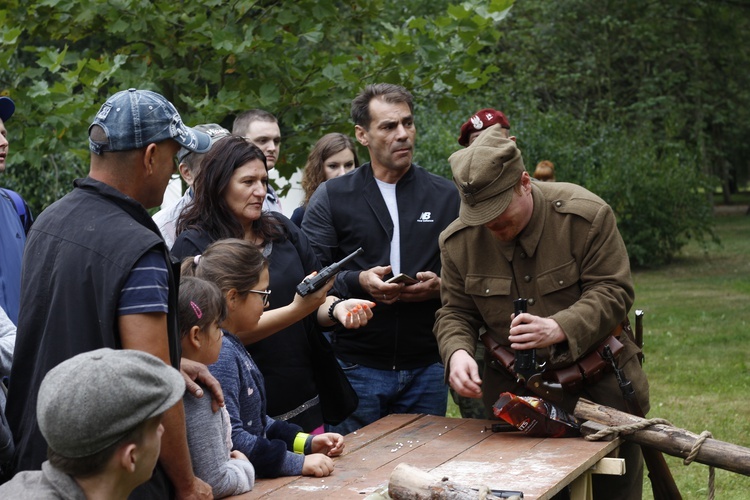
(2, 0), (748, 268)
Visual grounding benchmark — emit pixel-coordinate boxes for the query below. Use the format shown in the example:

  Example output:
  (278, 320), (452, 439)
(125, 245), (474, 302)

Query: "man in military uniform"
(434, 124), (649, 499)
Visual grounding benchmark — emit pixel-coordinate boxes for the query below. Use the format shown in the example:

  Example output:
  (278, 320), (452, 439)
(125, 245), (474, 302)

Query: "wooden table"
(246, 414), (622, 499)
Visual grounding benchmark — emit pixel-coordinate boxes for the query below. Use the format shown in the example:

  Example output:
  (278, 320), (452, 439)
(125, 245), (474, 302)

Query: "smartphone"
(386, 273), (419, 285)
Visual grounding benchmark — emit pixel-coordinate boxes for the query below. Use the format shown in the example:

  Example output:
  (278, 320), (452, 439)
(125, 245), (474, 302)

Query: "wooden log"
(575, 398), (750, 476)
(388, 463), (521, 500)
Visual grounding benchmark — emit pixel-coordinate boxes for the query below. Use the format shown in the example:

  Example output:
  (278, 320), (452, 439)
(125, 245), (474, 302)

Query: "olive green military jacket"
(435, 180), (637, 372)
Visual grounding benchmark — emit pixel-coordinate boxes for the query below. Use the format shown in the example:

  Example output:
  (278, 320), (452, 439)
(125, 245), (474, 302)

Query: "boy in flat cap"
(0, 348), (185, 499)
(6, 89), (219, 498)
(435, 124), (649, 500)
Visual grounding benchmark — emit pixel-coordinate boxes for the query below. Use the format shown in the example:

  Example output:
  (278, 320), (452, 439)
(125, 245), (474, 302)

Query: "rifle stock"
(641, 440), (683, 499)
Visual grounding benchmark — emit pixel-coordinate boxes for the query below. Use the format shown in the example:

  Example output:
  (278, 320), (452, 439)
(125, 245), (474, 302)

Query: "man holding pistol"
(434, 124), (649, 500)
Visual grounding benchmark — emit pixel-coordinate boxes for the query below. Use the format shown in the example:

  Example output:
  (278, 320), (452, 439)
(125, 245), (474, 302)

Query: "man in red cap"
(457, 108), (515, 147)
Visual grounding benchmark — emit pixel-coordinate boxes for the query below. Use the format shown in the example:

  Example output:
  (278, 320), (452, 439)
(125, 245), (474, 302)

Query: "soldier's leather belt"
(482, 323), (626, 393)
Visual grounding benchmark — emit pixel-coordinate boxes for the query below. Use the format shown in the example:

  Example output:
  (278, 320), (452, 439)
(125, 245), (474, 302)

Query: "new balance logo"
(418, 212), (434, 223)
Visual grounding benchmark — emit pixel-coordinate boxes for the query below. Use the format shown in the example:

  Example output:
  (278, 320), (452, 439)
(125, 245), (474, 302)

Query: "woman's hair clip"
(194, 254), (202, 266)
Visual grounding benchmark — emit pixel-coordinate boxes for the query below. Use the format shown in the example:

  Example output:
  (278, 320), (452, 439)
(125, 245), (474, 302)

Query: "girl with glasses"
(181, 239), (362, 479)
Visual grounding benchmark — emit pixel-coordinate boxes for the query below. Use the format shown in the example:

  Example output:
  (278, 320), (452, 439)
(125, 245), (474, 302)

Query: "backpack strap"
(0, 187), (33, 234)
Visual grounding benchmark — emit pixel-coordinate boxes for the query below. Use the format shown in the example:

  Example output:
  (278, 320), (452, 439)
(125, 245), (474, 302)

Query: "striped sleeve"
(117, 249), (169, 316)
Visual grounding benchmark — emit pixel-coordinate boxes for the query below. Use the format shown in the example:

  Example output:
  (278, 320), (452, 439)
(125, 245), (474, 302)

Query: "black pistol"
(296, 247), (364, 297)
(513, 298), (536, 382)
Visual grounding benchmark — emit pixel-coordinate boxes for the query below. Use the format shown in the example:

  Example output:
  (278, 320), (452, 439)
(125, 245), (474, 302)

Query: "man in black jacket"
(302, 83), (460, 434)
(5, 89), (220, 498)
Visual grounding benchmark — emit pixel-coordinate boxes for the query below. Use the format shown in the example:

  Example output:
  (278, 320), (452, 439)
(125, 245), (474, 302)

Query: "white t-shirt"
(375, 178), (400, 275)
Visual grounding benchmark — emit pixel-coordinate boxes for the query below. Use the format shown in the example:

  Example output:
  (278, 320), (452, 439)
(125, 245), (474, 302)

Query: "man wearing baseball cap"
(0, 348), (185, 499)
(434, 124), (649, 499)
(153, 123), (230, 248)
(457, 107), (515, 147)
(6, 89), (218, 498)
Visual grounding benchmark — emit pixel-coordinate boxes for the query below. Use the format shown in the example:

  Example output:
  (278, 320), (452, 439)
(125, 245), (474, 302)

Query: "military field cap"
(0, 96), (15, 122)
(457, 108), (510, 147)
(176, 123), (231, 164)
(37, 348), (185, 458)
(449, 124), (526, 226)
(89, 88), (211, 155)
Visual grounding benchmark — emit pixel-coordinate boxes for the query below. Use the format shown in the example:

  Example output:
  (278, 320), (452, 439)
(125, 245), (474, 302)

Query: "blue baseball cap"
(89, 88), (211, 155)
(0, 96), (15, 122)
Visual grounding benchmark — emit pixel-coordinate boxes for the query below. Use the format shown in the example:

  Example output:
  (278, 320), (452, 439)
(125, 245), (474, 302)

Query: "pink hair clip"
(190, 301), (203, 319)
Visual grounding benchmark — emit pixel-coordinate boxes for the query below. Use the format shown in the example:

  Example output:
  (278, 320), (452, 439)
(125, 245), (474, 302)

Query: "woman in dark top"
(172, 135), (373, 433)
(290, 133), (359, 227)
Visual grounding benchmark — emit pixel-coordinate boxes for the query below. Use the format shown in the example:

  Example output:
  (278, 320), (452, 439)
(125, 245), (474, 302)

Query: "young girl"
(182, 238), (372, 478)
(178, 276), (255, 498)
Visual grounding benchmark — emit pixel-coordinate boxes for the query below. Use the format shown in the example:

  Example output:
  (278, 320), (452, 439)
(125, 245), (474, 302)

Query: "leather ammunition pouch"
(482, 320), (630, 393)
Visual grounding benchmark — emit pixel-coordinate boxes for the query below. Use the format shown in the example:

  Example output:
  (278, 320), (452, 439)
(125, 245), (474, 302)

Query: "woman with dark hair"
(172, 135), (374, 433)
(290, 133), (359, 227)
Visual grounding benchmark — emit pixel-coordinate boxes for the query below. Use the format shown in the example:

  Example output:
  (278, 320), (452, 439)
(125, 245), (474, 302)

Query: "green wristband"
(293, 432), (310, 454)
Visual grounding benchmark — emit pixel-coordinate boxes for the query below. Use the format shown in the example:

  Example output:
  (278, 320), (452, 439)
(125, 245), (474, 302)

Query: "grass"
(633, 214), (750, 499)
(446, 213), (750, 499)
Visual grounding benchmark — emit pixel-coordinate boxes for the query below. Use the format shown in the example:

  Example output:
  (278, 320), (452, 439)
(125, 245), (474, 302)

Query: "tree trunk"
(575, 398), (750, 476)
(388, 463), (521, 500)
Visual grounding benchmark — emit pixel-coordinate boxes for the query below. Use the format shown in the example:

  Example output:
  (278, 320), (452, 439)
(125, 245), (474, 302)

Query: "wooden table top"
(246, 413), (621, 499)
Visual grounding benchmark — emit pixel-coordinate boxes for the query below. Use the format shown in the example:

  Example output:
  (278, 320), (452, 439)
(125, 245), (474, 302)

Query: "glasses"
(248, 289), (272, 306)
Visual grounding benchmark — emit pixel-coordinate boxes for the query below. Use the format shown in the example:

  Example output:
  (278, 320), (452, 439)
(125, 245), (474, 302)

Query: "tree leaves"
(0, 0), (515, 213)
(460, 0), (750, 265)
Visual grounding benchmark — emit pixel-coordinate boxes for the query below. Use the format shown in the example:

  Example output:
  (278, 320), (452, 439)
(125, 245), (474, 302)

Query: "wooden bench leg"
(569, 457), (626, 500)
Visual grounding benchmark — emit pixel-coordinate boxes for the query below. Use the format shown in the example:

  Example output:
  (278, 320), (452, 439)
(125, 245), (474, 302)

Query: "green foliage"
(413, 102), (480, 179)
(588, 135), (719, 267)
(509, 104), (719, 267)
(491, 0), (750, 194)
(0, 0), (513, 209)
(2, 0), (747, 266)
(441, 0), (750, 265)
(428, 87), (718, 266)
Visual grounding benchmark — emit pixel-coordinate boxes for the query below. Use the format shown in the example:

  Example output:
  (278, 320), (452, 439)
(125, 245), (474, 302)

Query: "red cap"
(457, 108), (510, 146)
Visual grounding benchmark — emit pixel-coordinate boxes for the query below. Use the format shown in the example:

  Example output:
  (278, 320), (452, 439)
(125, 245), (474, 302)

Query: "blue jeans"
(327, 360), (448, 436)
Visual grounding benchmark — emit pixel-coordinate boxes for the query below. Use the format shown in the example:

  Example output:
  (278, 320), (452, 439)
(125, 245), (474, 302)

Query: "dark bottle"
(493, 392), (581, 438)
